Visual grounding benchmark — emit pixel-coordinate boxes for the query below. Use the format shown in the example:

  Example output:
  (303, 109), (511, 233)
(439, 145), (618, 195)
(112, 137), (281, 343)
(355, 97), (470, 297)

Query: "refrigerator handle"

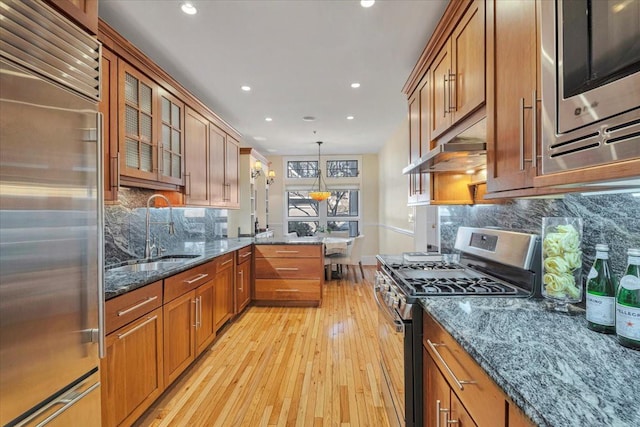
(97, 112), (105, 359)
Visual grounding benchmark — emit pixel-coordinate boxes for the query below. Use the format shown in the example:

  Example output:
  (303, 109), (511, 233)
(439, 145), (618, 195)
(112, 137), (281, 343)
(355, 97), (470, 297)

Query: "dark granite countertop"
(104, 238), (253, 300)
(419, 297), (640, 427)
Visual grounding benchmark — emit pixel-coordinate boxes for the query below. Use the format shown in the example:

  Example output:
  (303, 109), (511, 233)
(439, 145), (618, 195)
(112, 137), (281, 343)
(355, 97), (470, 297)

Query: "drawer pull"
(241, 251), (252, 258)
(427, 339), (476, 390)
(221, 259), (233, 266)
(117, 295), (158, 316)
(117, 315), (158, 339)
(275, 289), (300, 292)
(275, 267), (299, 271)
(183, 273), (209, 284)
(276, 250), (299, 254)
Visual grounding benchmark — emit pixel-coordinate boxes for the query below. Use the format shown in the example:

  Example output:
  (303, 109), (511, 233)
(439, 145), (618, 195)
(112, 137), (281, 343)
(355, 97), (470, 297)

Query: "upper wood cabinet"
(431, 0), (485, 139)
(100, 47), (119, 203)
(45, 0), (98, 35)
(485, 0), (540, 196)
(184, 109), (240, 209)
(408, 73), (431, 205)
(158, 89), (185, 186)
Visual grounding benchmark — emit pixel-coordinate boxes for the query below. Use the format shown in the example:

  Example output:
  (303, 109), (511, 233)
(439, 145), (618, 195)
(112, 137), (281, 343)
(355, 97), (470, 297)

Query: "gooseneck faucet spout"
(145, 194), (175, 259)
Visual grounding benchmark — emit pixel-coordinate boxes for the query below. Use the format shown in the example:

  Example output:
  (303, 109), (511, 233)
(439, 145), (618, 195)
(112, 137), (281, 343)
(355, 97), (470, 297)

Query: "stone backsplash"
(439, 192), (640, 278)
(104, 188), (228, 266)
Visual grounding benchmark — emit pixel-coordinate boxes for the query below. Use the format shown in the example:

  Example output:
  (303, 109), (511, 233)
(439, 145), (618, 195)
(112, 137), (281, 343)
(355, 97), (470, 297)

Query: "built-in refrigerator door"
(0, 56), (101, 425)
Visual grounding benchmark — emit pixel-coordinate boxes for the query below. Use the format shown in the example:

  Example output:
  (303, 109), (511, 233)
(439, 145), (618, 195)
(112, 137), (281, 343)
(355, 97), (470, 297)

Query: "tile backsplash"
(439, 192), (640, 278)
(104, 188), (228, 265)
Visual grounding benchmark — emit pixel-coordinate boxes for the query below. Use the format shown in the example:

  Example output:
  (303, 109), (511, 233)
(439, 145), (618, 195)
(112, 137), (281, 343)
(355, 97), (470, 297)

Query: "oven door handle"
(373, 289), (404, 333)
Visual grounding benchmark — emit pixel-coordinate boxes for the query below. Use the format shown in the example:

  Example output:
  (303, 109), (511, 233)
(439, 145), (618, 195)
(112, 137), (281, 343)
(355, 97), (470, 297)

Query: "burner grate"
(411, 277), (519, 295)
(387, 262), (462, 271)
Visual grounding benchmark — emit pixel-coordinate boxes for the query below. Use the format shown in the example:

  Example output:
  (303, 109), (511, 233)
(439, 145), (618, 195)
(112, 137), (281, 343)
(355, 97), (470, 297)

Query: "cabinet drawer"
(105, 281), (162, 335)
(255, 245), (321, 258)
(164, 260), (214, 303)
(255, 279), (321, 301)
(423, 314), (505, 427)
(237, 245), (253, 264)
(255, 258), (321, 279)
(215, 252), (235, 272)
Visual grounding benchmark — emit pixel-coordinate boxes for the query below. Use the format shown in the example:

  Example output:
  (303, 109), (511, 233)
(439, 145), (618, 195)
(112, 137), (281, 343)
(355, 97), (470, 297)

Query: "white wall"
(377, 119), (416, 254)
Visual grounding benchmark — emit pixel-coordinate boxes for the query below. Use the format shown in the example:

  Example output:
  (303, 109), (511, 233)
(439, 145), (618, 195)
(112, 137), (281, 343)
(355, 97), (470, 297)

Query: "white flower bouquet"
(541, 217), (583, 307)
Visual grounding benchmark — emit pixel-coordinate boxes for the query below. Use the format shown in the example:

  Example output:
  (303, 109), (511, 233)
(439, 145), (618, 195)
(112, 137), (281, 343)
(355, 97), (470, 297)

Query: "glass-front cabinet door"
(159, 89), (184, 186)
(118, 60), (158, 181)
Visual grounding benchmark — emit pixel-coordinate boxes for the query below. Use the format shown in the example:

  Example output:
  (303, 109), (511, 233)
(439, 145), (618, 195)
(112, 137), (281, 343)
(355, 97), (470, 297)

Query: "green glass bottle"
(586, 244), (617, 333)
(616, 248), (640, 350)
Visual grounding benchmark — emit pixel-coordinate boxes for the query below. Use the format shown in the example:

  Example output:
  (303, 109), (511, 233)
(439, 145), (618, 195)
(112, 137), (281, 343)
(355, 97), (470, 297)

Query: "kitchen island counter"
(104, 238), (253, 300)
(420, 297), (640, 427)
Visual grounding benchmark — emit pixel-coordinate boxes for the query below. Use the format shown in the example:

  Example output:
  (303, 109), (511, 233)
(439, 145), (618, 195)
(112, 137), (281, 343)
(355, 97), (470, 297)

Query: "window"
(326, 160), (358, 177)
(286, 189), (359, 237)
(287, 160), (318, 178)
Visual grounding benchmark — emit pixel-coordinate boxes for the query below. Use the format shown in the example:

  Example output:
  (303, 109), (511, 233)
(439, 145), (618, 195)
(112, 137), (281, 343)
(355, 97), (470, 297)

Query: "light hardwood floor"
(135, 267), (390, 427)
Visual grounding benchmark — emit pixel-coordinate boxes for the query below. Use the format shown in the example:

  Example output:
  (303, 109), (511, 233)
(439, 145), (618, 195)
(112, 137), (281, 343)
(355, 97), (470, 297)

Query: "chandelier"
(309, 141), (331, 201)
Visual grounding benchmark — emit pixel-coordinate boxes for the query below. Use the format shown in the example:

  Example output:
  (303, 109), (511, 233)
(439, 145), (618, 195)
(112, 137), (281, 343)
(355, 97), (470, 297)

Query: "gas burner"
(387, 262), (463, 271)
(411, 277), (519, 296)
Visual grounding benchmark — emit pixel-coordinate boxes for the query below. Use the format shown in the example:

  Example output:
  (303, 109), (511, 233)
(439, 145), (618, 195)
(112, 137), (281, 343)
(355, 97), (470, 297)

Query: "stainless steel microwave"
(541, 0), (640, 174)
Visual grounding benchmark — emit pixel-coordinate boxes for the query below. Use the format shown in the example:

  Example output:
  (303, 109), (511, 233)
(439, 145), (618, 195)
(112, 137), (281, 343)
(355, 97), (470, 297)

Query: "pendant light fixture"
(309, 141), (331, 201)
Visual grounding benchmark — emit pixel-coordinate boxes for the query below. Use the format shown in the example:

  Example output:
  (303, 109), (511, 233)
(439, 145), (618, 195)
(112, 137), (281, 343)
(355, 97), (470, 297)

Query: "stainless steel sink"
(107, 254), (201, 273)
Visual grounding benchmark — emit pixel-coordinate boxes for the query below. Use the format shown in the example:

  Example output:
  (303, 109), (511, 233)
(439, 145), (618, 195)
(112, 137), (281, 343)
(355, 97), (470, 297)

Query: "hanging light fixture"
(309, 141), (331, 201)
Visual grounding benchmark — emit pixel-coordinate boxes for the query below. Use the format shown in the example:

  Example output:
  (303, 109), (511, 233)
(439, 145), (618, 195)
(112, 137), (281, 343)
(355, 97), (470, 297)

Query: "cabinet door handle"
(519, 97), (526, 171)
(275, 289), (299, 292)
(436, 399), (444, 427)
(238, 270), (244, 292)
(442, 73), (448, 117)
(117, 315), (157, 339)
(276, 267), (299, 271)
(241, 251), (252, 258)
(183, 273), (209, 284)
(519, 91), (540, 171)
(448, 71), (456, 112)
(276, 250), (299, 254)
(427, 339), (476, 390)
(198, 296), (202, 329)
(117, 295), (158, 316)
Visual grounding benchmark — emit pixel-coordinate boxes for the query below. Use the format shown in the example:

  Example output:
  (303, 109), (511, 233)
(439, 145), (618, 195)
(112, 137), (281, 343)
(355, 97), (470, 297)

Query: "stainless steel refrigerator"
(0, 1), (103, 425)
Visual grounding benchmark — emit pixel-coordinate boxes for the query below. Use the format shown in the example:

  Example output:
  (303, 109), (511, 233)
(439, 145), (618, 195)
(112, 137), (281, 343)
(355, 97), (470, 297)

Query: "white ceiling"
(99, 0), (448, 156)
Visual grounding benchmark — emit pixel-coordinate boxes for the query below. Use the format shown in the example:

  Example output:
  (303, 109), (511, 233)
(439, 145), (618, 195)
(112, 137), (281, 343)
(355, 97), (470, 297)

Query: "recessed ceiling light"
(360, 0), (375, 8)
(241, 85), (251, 92)
(303, 116), (316, 122)
(265, 117), (273, 122)
(181, 1), (197, 15)
(347, 116), (354, 120)
(350, 82), (361, 88)
(253, 136), (267, 141)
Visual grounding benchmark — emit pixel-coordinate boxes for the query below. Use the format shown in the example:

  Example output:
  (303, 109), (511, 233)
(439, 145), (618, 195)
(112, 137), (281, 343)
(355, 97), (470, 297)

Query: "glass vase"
(541, 217), (583, 312)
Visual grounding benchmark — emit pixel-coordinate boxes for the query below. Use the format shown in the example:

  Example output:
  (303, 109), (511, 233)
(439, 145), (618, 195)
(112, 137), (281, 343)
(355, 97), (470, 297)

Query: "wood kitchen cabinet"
(163, 260), (216, 385)
(99, 47), (119, 203)
(431, 0), (485, 139)
(101, 282), (164, 427)
(408, 75), (431, 205)
(235, 245), (253, 314)
(45, 0), (98, 34)
(158, 88), (185, 187)
(213, 252), (235, 330)
(423, 313), (535, 427)
(254, 244), (323, 307)
(424, 353), (476, 427)
(184, 107), (240, 208)
(485, 0), (540, 196)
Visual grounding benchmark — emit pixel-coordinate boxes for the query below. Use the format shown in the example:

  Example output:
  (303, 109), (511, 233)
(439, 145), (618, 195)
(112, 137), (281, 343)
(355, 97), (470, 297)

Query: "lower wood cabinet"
(235, 246), (253, 314)
(213, 253), (235, 330)
(423, 313), (534, 427)
(254, 244), (323, 306)
(102, 307), (164, 427)
(163, 291), (198, 386)
(195, 280), (216, 355)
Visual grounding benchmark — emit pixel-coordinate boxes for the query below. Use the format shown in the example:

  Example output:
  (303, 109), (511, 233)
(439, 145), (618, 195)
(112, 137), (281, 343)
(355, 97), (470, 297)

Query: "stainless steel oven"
(541, 0), (640, 174)
(374, 270), (419, 427)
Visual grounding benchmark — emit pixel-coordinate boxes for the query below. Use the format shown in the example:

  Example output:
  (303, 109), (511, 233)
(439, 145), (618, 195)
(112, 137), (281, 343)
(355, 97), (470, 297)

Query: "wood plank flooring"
(135, 267), (390, 427)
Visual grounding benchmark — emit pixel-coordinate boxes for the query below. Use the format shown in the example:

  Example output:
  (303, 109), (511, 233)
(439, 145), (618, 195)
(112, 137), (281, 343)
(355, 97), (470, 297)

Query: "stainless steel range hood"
(403, 118), (487, 174)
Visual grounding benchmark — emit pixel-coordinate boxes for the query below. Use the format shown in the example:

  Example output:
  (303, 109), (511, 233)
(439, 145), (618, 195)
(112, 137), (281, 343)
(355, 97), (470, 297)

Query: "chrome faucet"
(145, 194), (175, 259)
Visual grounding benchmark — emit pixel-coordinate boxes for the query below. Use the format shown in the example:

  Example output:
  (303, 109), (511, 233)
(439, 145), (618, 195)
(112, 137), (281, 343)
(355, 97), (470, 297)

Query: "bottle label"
(620, 275), (640, 291)
(629, 255), (640, 265)
(616, 304), (640, 341)
(596, 251), (608, 260)
(587, 267), (598, 280)
(586, 295), (615, 326)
